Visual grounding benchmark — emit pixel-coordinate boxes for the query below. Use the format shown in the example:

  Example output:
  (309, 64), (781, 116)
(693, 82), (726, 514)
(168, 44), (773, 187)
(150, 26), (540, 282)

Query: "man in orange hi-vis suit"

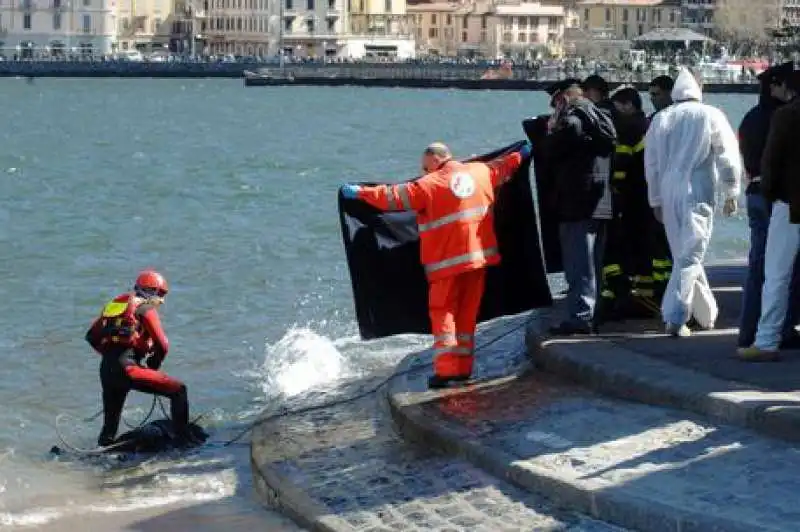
(341, 141), (532, 389)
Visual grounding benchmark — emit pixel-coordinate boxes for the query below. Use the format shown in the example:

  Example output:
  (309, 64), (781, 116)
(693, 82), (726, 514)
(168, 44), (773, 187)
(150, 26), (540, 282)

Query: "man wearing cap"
(737, 61), (800, 355)
(340, 141), (531, 387)
(543, 78), (617, 334)
(738, 62), (800, 360)
(582, 74), (614, 113)
(644, 67), (742, 338)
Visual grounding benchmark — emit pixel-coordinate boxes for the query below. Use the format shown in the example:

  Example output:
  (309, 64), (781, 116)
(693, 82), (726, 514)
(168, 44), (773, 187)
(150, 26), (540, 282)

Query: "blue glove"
(341, 184), (361, 200)
(519, 141), (532, 160)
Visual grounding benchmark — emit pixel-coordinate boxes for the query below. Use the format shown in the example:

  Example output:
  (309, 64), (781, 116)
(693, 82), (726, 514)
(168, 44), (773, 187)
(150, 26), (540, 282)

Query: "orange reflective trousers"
(429, 269), (486, 380)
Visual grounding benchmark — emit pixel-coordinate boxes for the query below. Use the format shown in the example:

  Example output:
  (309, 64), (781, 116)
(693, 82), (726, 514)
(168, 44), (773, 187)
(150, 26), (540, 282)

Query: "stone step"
(250, 374), (626, 532)
(388, 364), (800, 532)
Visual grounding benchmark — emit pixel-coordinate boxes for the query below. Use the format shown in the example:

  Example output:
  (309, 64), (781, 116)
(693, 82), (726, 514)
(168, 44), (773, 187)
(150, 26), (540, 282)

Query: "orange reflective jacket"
(358, 151), (523, 281)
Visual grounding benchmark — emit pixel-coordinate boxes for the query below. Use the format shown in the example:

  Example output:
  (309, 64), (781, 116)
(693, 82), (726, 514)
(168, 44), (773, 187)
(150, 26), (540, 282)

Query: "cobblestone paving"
(405, 364), (800, 530)
(252, 315), (626, 532)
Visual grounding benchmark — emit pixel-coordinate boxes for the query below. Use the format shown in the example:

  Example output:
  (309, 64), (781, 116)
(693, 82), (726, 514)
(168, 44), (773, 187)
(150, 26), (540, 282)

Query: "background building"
(408, 0), (568, 58)
(578, 0), (681, 40)
(115, 0), (173, 52)
(0, 0), (116, 56)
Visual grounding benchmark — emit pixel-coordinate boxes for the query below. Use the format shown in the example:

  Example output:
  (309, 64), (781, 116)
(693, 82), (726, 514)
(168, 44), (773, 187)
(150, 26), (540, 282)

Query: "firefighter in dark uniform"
(598, 87), (672, 320)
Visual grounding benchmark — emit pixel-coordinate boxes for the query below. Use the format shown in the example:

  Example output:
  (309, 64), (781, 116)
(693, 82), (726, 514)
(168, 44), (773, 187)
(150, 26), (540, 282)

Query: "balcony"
(19, 0), (36, 10)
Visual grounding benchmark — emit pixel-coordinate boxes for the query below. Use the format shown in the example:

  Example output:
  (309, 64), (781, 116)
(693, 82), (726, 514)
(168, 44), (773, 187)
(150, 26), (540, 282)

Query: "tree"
(714, 0), (782, 54)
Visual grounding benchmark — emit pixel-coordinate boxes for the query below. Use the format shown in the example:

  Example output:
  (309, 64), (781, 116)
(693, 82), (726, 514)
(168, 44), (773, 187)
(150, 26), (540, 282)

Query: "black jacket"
(612, 111), (649, 212)
(545, 98), (617, 221)
(739, 85), (783, 180)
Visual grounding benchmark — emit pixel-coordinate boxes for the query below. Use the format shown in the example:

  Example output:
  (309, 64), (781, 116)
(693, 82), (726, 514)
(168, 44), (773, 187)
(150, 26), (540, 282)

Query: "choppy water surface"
(0, 79), (754, 529)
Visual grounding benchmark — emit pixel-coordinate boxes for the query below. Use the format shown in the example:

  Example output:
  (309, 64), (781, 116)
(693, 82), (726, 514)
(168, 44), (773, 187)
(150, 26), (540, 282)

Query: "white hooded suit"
(644, 68), (742, 328)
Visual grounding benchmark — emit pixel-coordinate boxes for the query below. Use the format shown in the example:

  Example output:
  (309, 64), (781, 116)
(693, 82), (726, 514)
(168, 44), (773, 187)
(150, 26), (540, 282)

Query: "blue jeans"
(738, 191), (800, 347)
(559, 220), (607, 325)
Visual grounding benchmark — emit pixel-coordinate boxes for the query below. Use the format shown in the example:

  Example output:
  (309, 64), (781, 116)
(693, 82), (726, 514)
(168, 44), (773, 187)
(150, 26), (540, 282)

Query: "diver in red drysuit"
(86, 270), (193, 447)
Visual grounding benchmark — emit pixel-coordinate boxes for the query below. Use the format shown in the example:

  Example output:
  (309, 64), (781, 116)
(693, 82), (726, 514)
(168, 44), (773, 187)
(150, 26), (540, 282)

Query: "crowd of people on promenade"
(340, 61), (800, 388)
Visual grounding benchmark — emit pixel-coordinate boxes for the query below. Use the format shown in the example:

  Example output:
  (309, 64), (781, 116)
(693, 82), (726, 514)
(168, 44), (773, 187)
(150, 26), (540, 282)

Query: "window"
(326, 17), (334, 31)
(384, 0), (390, 11)
(430, 14), (436, 24)
(53, 12), (61, 29)
(622, 8), (628, 22)
(83, 0), (89, 6)
(428, 27), (437, 38)
(23, 13), (31, 30)
(286, 0), (292, 9)
(83, 14), (91, 32)
(605, 8), (610, 22)
(284, 17), (291, 31)
(517, 32), (526, 42)
(306, 0), (313, 9)
(461, 30), (466, 41)
(306, 18), (313, 32)
(480, 15), (486, 29)
(328, 0), (334, 9)
(446, 14), (451, 25)
(518, 17), (526, 29)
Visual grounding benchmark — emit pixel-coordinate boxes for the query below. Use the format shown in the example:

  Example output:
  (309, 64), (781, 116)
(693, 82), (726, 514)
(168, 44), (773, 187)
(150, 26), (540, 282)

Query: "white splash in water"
(261, 326), (348, 398)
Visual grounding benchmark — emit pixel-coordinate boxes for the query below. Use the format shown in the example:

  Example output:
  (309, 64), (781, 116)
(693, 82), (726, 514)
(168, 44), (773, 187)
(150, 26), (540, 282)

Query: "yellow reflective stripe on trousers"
(652, 259), (671, 268)
(418, 206), (489, 232)
(603, 263), (622, 276)
(425, 247), (498, 275)
(632, 139), (645, 153)
(613, 171), (626, 180)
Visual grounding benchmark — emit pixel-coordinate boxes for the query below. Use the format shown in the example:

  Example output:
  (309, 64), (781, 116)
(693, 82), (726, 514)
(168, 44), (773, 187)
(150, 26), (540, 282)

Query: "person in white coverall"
(644, 68), (743, 337)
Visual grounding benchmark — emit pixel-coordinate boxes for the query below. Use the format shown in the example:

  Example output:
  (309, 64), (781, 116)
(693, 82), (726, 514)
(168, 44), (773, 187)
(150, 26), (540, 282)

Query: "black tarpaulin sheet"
(523, 116), (564, 274)
(338, 140), (554, 340)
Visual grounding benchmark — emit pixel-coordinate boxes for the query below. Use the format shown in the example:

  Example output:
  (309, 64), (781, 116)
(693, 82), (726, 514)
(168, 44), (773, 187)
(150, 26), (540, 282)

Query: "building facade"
(114, 0), (174, 51)
(680, 0), (714, 35)
(578, 0), (681, 40)
(0, 0), (116, 56)
(408, 0), (568, 59)
(203, 0), (271, 55)
(349, 0), (411, 35)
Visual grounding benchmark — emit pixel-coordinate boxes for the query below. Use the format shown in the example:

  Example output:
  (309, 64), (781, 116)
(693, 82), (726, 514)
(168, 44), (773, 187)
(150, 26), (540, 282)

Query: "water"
(0, 79), (755, 529)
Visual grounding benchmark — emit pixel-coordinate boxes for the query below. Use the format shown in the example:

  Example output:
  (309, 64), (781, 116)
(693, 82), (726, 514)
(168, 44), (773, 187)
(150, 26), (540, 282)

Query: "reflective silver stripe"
(433, 346), (473, 356)
(457, 333), (473, 342)
(434, 333), (457, 344)
(425, 247), (499, 274)
(385, 185), (397, 210)
(418, 206), (489, 232)
(397, 185), (413, 210)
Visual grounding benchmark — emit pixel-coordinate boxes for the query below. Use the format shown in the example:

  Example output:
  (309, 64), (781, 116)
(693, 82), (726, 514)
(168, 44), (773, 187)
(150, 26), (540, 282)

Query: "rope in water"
(53, 319), (529, 455)
(54, 395), (162, 456)
(221, 319), (529, 447)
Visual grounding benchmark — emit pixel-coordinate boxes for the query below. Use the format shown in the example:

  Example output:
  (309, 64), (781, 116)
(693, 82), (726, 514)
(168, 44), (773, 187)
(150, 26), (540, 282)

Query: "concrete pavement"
(528, 262), (800, 444)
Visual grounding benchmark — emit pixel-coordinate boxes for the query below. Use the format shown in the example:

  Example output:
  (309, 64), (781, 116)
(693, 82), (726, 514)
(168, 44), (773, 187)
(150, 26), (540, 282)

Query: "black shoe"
(428, 375), (470, 389)
(548, 322), (594, 336)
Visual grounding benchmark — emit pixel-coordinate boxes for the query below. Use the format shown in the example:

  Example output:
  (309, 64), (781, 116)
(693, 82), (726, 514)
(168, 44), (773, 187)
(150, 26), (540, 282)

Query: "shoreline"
(0, 61), (759, 93)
